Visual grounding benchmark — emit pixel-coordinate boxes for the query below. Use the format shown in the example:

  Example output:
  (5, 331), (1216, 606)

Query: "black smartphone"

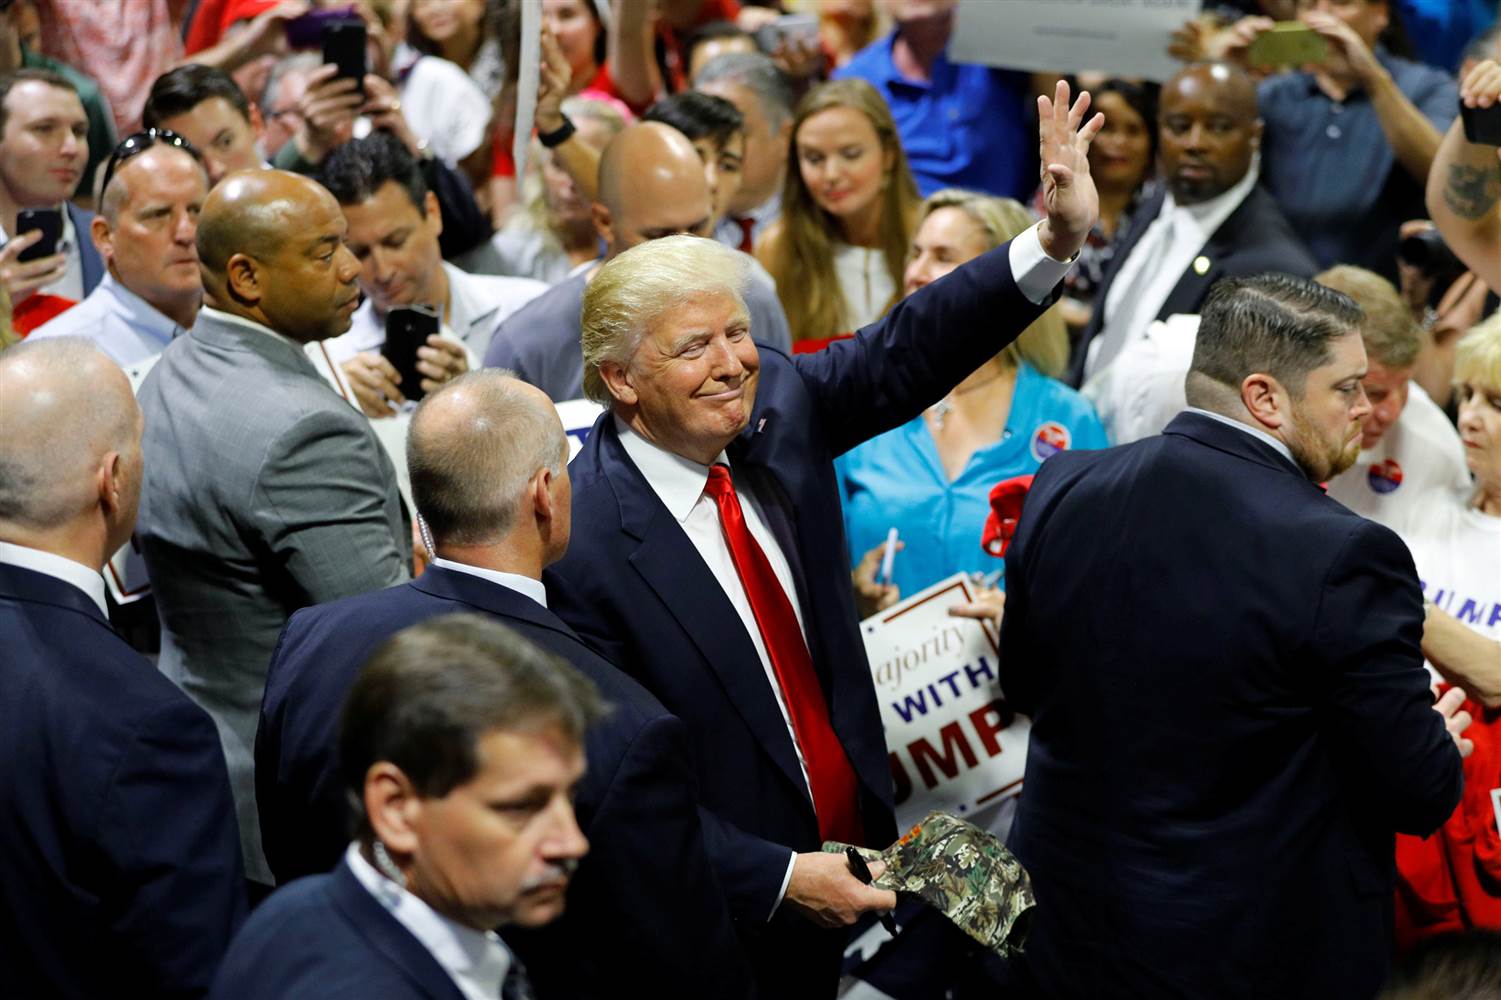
(322, 18), (367, 95)
(15, 207), (62, 262)
(1461, 100), (1501, 147)
(383, 304), (440, 402)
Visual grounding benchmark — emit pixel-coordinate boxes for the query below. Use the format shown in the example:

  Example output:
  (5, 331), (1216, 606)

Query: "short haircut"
(644, 90), (744, 151)
(318, 131), (429, 213)
(407, 370), (567, 547)
(143, 64), (251, 129)
(100, 142), (208, 222)
(694, 51), (794, 129)
(581, 234), (751, 404)
(0, 338), (136, 530)
(0, 68), (79, 134)
(1455, 312), (1501, 391)
(1379, 929), (1501, 1000)
(339, 614), (606, 832)
(1314, 265), (1423, 370)
(1187, 273), (1363, 403)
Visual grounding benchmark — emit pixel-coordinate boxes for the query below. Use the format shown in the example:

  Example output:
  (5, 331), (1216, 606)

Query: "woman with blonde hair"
(838, 189), (1106, 613)
(757, 78), (920, 348)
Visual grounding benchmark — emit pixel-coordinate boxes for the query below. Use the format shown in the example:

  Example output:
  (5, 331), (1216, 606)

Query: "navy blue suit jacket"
(256, 565), (750, 998)
(67, 202), (104, 296)
(545, 241), (1050, 995)
(999, 412), (1464, 999)
(0, 562), (246, 998)
(211, 858), (466, 999)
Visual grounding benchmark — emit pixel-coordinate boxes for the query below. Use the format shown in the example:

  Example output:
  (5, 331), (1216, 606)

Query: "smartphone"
(15, 207), (63, 263)
(1461, 100), (1501, 146)
(1247, 22), (1328, 68)
(322, 18), (367, 94)
(285, 7), (356, 50)
(755, 13), (819, 53)
(383, 304), (440, 403)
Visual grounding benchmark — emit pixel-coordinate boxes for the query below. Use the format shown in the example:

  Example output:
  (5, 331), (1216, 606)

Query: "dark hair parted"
(1189, 273), (1362, 400)
(143, 64), (251, 130)
(317, 131), (430, 213)
(0, 68), (79, 134)
(644, 91), (745, 150)
(339, 614), (606, 831)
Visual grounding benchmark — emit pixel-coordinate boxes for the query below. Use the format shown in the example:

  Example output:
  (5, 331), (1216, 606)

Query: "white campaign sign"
(862, 573), (1029, 830)
(949, 0), (1202, 84)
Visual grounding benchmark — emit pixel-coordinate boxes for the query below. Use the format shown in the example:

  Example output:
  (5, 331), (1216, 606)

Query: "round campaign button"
(1367, 459), (1403, 494)
(1030, 421), (1072, 462)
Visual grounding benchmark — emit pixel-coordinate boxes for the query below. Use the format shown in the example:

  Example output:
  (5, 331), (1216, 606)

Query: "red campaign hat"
(980, 475), (1035, 559)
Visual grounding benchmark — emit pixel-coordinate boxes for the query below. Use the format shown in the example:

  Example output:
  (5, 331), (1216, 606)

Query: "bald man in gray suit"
(136, 170), (410, 888)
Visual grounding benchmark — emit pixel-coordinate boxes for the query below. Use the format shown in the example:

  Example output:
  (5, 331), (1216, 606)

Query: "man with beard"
(999, 272), (1472, 999)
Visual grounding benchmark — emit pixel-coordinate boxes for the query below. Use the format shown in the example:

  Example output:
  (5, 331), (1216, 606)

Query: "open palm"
(1038, 79), (1105, 261)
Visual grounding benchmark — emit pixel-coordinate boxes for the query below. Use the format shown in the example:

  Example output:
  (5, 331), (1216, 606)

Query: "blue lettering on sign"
(892, 689), (929, 723)
(1422, 582), (1500, 632)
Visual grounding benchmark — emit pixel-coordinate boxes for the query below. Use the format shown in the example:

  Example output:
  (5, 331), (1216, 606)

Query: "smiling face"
(1089, 90), (1153, 194)
(341, 180), (445, 313)
(903, 205), (989, 296)
(795, 105), (890, 225)
(98, 145), (208, 310)
(0, 80), (88, 206)
(542, 0), (601, 82)
(406, 725), (589, 929)
(607, 291), (759, 465)
(1284, 331), (1371, 481)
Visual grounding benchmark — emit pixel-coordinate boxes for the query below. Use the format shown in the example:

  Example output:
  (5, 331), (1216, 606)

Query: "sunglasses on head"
(99, 129), (203, 200)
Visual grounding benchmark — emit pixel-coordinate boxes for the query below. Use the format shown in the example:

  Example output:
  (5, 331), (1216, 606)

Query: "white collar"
(1161, 155), (1260, 229)
(429, 558), (548, 608)
(1186, 406), (1298, 468)
(344, 843), (512, 999)
(0, 541), (107, 616)
(197, 305), (302, 349)
(615, 415), (728, 523)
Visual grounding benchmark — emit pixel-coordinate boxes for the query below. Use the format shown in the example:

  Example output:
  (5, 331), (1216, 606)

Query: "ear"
(97, 449), (123, 518)
(364, 762), (422, 856)
(592, 201), (614, 248)
(1240, 372), (1288, 431)
(531, 466), (555, 525)
(597, 359), (638, 406)
(90, 214), (113, 262)
(225, 252), (262, 305)
(423, 189), (443, 239)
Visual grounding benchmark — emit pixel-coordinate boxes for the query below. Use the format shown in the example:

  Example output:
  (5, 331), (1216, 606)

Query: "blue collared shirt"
(833, 32), (1033, 200)
(1258, 49), (1457, 279)
(27, 272), (185, 369)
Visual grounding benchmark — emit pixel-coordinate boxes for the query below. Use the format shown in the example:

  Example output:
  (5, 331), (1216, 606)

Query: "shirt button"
(948, 108), (959, 121)
(1326, 124), (1342, 140)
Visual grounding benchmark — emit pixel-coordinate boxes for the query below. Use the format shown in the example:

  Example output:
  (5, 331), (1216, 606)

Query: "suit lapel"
(328, 860), (466, 1000)
(1155, 187), (1263, 321)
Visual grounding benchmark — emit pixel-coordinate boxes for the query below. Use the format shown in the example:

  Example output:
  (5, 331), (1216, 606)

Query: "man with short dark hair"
(1001, 272), (1470, 999)
(143, 64), (267, 186)
(0, 68), (103, 302)
(0, 338), (245, 998)
(214, 615), (596, 999)
(137, 169), (411, 890)
(645, 90), (747, 233)
(316, 133), (545, 418)
(257, 370), (752, 996)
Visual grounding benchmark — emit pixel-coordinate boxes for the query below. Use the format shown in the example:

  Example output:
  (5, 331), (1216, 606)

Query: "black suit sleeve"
(1312, 520), (1463, 836)
(100, 697), (247, 998)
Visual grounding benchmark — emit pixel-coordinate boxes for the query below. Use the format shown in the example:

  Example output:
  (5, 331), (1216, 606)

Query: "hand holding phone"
(382, 304), (440, 403)
(322, 17), (367, 98)
(0, 227), (68, 302)
(15, 208), (62, 263)
(1246, 22), (1328, 67)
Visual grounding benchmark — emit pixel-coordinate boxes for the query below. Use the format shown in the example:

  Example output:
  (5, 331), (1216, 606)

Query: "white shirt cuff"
(1009, 222), (1075, 305)
(767, 850), (797, 921)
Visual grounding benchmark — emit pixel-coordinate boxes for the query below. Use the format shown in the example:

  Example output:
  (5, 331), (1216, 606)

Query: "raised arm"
(1426, 60), (1501, 291)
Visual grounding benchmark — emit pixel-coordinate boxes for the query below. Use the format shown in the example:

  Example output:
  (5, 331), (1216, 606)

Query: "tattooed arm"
(1426, 61), (1501, 291)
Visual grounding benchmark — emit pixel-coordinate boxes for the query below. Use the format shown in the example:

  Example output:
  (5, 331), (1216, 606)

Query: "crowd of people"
(3, 0), (1501, 998)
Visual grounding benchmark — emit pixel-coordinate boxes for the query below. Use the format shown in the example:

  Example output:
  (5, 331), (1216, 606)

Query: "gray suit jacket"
(136, 309), (410, 883)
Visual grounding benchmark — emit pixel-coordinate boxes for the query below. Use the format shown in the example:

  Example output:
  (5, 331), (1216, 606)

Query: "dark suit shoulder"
(1215, 186), (1318, 277)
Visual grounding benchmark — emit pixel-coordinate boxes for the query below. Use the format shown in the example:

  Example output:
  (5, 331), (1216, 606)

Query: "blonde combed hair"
(1314, 265), (1424, 369)
(581, 235), (751, 404)
(917, 189), (1069, 379)
(1456, 312), (1501, 392)
(766, 79), (919, 343)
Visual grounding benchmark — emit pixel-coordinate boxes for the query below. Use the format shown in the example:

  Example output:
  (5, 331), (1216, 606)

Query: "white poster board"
(862, 573), (1029, 831)
(949, 0), (1202, 84)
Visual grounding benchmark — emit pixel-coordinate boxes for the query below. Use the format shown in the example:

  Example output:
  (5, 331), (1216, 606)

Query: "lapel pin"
(1193, 255), (1211, 276)
(757, 418), (767, 433)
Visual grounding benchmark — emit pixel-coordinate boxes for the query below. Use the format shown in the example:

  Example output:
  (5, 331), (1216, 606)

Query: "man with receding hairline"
(137, 168), (410, 891)
(0, 338), (246, 998)
(485, 121), (790, 402)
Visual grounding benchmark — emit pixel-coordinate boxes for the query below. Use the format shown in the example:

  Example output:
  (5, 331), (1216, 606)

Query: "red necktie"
(704, 464), (864, 845)
(735, 216), (756, 254)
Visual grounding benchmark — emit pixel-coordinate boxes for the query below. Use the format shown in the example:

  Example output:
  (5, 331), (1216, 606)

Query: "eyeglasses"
(98, 129), (203, 200)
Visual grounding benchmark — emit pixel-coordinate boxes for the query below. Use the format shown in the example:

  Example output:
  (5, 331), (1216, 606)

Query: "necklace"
(927, 368), (1010, 430)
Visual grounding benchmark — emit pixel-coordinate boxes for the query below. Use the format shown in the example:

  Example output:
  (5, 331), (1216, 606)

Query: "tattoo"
(1443, 161), (1501, 220)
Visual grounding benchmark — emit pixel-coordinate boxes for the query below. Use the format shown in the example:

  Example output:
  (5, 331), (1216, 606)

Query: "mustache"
(519, 859), (578, 892)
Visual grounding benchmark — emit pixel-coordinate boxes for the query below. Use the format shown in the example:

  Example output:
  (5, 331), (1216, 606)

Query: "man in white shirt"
(29, 138), (208, 386)
(1320, 265), (1472, 522)
(1070, 61), (1316, 388)
(316, 133), (546, 418)
(212, 615), (595, 1000)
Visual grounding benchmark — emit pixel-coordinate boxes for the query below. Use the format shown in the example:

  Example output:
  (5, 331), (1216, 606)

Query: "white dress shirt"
(1089, 163), (1261, 381)
(29, 272), (186, 370)
(0, 541), (107, 616)
(430, 557), (549, 608)
(715, 190), (782, 252)
(1083, 312), (1200, 445)
(344, 843), (513, 1000)
(1186, 406), (1298, 468)
(197, 305), (304, 350)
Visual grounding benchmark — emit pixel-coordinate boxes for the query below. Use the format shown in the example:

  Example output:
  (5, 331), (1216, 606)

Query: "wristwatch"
(538, 115), (576, 149)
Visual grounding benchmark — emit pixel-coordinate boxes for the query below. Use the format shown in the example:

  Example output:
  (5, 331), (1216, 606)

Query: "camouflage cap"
(825, 810), (1034, 958)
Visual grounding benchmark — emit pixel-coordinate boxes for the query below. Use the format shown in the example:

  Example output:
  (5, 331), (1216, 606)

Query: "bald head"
(407, 371), (569, 549)
(0, 339), (141, 542)
(197, 169), (332, 277)
(1158, 61), (1262, 205)
(597, 122), (714, 254)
